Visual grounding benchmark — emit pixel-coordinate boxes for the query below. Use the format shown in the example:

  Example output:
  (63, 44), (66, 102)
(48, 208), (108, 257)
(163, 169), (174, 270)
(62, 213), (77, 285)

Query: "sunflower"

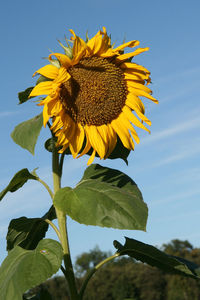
(30, 27), (158, 164)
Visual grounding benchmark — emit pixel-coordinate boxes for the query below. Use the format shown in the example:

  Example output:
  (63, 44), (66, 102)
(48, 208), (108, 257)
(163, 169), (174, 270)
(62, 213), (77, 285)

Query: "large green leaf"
(54, 164), (147, 230)
(114, 237), (200, 278)
(11, 113), (43, 154)
(0, 239), (63, 300)
(0, 168), (37, 201)
(6, 217), (48, 251)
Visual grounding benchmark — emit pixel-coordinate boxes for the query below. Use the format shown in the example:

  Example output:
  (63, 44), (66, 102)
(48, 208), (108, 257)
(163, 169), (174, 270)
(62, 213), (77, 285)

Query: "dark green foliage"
(26, 240), (200, 300)
(6, 217), (48, 251)
(75, 246), (112, 277)
(114, 237), (199, 278)
(0, 168), (37, 201)
(18, 87), (34, 104)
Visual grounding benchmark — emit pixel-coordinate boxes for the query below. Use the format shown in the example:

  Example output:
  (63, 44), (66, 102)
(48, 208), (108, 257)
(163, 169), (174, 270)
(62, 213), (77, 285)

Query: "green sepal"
(53, 164), (148, 230)
(114, 237), (200, 279)
(11, 113), (43, 154)
(44, 138), (63, 153)
(0, 168), (37, 201)
(18, 87), (34, 104)
(0, 239), (63, 300)
(36, 75), (53, 85)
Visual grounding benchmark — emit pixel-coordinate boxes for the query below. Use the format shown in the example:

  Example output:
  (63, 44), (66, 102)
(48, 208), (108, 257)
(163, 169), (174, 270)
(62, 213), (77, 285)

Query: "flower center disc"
(59, 56), (127, 126)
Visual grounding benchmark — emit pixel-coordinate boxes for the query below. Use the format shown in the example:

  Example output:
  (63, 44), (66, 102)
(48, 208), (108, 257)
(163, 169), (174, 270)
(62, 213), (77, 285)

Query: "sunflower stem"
(52, 144), (79, 300)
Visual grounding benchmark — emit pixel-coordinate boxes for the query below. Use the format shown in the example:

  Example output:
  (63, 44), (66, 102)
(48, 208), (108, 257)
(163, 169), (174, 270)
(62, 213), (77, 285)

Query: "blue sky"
(1, 0), (200, 266)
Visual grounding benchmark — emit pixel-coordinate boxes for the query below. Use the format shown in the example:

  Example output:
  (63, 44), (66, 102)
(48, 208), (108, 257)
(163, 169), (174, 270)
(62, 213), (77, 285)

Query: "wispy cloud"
(0, 111), (19, 118)
(155, 66), (200, 85)
(152, 143), (200, 168)
(151, 188), (200, 206)
(141, 114), (200, 146)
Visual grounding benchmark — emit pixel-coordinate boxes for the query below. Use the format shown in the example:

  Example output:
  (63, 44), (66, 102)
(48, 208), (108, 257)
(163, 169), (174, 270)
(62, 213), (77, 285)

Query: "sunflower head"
(30, 27), (158, 165)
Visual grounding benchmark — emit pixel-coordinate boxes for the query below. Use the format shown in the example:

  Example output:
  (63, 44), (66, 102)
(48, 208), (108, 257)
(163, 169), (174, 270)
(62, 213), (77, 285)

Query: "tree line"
(25, 239), (200, 300)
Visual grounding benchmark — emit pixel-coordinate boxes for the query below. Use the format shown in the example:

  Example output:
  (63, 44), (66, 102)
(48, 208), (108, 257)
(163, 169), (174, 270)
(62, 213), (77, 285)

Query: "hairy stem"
(52, 144), (79, 300)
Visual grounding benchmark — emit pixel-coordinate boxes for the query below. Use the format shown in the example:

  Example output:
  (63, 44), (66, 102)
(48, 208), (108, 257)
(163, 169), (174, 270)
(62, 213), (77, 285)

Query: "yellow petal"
(127, 80), (152, 94)
(33, 65), (59, 79)
(77, 133), (91, 158)
(85, 125), (106, 159)
(114, 40), (140, 52)
(69, 124), (85, 157)
(105, 124), (117, 157)
(87, 149), (96, 165)
(43, 104), (50, 127)
(29, 81), (53, 97)
(118, 112), (140, 144)
(56, 67), (71, 84)
(120, 62), (150, 74)
(128, 87), (158, 103)
(123, 106), (150, 133)
(96, 125), (109, 156)
(47, 98), (63, 116)
(116, 47), (149, 62)
(123, 68), (150, 81)
(126, 93), (145, 114)
(49, 53), (72, 69)
(87, 30), (102, 54)
(111, 116), (134, 150)
(58, 142), (69, 154)
(51, 116), (63, 131)
(64, 119), (76, 142)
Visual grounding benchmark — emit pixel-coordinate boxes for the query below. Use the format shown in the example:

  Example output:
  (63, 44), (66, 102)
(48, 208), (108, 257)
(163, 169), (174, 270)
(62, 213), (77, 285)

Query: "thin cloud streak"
(152, 143), (200, 168)
(0, 111), (19, 118)
(155, 66), (200, 85)
(141, 115), (200, 146)
(150, 188), (200, 206)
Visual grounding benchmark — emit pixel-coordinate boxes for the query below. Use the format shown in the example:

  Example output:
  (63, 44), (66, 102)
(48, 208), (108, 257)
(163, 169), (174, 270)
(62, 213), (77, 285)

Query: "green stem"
(52, 145), (79, 300)
(37, 176), (54, 200)
(79, 253), (120, 299)
(44, 218), (61, 240)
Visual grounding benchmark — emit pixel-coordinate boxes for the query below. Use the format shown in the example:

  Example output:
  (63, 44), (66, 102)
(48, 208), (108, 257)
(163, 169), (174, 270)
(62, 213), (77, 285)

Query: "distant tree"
(75, 245), (112, 277)
(162, 239), (193, 256)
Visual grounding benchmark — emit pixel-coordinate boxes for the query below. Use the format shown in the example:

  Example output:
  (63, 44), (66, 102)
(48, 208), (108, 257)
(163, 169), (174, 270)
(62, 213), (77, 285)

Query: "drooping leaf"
(6, 206), (56, 251)
(54, 164), (147, 230)
(0, 239), (63, 300)
(6, 217), (48, 251)
(11, 113), (43, 154)
(113, 237), (200, 278)
(18, 87), (34, 104)
(0, 168), (37, 201)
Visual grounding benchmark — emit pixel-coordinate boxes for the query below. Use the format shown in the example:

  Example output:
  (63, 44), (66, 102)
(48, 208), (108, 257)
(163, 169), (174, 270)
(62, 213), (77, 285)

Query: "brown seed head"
(59, 56), (127, 126)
